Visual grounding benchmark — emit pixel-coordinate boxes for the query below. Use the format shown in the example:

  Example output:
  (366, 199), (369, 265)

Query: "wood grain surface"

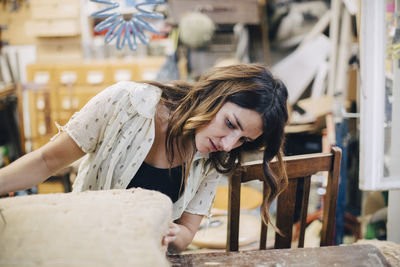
(169, 244), (390, 267)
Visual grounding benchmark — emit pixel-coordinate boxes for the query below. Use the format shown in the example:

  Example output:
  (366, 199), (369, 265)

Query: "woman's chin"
(198, 149), (208, 154)
(196, 146), (209, 155)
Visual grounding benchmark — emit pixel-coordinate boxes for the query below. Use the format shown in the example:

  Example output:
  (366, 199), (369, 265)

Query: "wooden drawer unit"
(26, 88), (56, 150)
(80, 64), (113, 86)
(55, 67), (82, 86)
(31, 19), (80, 37)
(53, 86), (104, 111)
(30, 0), (80, 4)
(55, 64), (113, 86)
(26, 64), (55, 84)
(31, 3), (79, 20)
(30, 0), (80, 37)
(110, 63), (138, 83)
(130, 57), (166, 81)
(168, 0), (260, 25)
(51, 85), (104, 125)
(36, 38), (83, 62)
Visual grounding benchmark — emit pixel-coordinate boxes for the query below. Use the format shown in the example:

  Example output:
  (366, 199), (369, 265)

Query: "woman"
(0, 63), (288, 253)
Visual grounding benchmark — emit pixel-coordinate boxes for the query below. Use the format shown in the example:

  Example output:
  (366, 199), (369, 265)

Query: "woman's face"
(195, 102), (263, 154)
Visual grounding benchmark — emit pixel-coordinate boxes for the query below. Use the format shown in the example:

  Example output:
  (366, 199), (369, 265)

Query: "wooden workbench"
(168, 244), (390, 267)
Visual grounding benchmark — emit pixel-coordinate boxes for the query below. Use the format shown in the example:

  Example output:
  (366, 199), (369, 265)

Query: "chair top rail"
(239, 149), (339, 182)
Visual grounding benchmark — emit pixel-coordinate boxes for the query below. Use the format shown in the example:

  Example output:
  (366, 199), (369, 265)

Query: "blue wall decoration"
(90, 0), (165, 50)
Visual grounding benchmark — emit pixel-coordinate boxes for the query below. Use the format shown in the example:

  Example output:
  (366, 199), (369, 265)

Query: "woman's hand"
(162, 222), (181, 247)
(162, 212), (203, 254)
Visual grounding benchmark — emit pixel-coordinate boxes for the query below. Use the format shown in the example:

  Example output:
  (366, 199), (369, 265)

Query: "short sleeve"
(61, 83), (121, 153)
(184, 171), (224, 216)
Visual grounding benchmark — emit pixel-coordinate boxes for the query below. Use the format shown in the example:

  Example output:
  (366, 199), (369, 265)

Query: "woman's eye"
(226, 118), (235, 129)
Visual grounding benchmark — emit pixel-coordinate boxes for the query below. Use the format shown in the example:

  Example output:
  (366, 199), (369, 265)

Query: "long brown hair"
(145, 63), (289, 226)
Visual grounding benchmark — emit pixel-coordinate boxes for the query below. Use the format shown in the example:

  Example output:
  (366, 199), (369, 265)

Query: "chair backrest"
(226, 146), (342, 251)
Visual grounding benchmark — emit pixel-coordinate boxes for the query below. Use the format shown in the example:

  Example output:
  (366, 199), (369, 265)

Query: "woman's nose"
(221, 134), (240, 152)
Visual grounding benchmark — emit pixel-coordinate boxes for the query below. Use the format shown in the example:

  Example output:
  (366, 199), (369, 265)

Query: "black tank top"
(126, 161), (184, 203)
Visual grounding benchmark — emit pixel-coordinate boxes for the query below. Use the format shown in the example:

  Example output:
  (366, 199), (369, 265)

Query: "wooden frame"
(227, 146), (342, 251)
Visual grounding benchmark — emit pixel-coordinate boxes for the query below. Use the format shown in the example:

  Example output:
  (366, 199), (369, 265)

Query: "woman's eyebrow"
(233, 114), (243, 131)
(234, 114), (255, 141)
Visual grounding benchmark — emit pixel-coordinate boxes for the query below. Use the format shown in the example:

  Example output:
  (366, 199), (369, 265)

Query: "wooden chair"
(227, 146), (342, 251)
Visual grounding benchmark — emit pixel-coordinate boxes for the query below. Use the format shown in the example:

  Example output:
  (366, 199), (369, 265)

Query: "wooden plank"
(299, 10), (332, 49)
(0, 84), (16, 98)
(335, 7), (352, 96)
(259, 181), (268, 250)
(227, 172), (241, 251)
(241, 152), (333, 182)
(298, 176), (311, 248)
(16, 84), (26, 155)
(327, 0), (342, 96)
(167, 0), (260, 25)
(275, 179), (297, 248)
(272, 34), (331, 105)
(321, 146), (342, 245)
(297, 95), (333, 118)
(258, 0), (270, 64)
(169, 244), (390, 267)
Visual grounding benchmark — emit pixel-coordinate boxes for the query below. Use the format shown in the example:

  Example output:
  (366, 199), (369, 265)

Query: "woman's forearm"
(0, 149), (50, 195)
(0, 133), (85, 195)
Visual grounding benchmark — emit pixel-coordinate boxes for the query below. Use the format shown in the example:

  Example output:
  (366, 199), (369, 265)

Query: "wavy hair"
(145, 63), (289, 227)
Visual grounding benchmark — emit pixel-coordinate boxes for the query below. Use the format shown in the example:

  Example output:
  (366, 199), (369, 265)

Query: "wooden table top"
(168, 244), (390, 267)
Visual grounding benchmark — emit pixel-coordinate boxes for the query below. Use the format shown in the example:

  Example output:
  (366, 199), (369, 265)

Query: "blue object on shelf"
(90, 0), (165, 50)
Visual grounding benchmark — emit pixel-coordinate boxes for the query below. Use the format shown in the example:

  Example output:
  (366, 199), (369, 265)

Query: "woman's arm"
(166, 211), (203, 253)
(0, 132), (85, 195)
(164, 167), (224, 253)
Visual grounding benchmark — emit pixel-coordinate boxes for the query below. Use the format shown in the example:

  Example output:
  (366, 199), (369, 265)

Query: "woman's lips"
(209, 138), (218, 152)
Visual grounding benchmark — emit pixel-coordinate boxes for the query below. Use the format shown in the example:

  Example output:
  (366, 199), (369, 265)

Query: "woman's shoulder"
(109, 81), (162, 118)
(109, 81), (162, 97)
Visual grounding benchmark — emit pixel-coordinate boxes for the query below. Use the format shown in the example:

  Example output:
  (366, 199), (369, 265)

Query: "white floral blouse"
(56, 81), (224, 220)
